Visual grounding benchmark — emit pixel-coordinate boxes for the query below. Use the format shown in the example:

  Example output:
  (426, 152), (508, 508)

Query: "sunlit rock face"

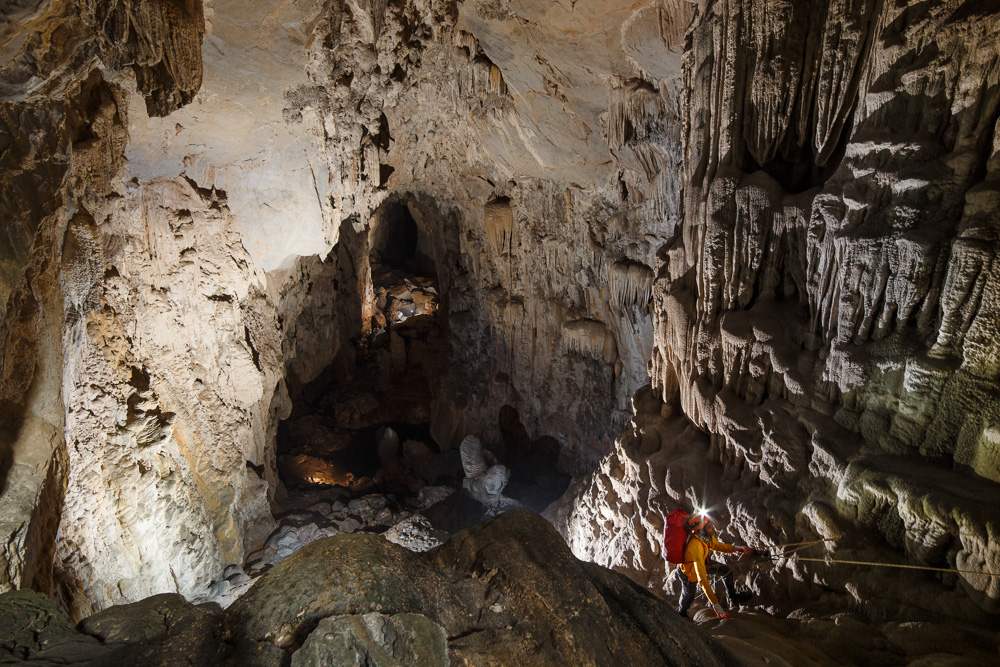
(554, 0), (1000, 622)
(0, 0), (684, 616)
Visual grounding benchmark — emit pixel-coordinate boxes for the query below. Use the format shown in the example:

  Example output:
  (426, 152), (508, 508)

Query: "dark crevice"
(244, 326), (262, 372)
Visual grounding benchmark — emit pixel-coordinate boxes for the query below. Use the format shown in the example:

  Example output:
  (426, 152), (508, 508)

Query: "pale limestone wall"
(0, 0), (205, 604)
(553, 0), (1000, 621)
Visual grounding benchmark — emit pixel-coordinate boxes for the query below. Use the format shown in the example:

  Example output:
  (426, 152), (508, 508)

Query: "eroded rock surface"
(552, 0), (1000, 624)
(0, 0), (207, 606)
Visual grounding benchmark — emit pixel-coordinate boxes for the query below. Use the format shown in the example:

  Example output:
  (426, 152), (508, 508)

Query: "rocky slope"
(3, 510), (997, 666)
(0, 511), (724, 666)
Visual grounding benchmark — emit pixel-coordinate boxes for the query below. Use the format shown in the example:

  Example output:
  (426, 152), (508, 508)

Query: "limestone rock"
(224, 510), (723, 665)
(553, 0), (1000, 624)
(0, 0), (207, 606)
(0, 590), (103, 663)
(76, 593), (215, 645)
(382, 514), (445, 553)
(290, 612), (449, 667)
(459, 434), (515, 511)
(0, 589), (235, 666)
(6, 512), (996, 665)
(2, 0), (999, 650)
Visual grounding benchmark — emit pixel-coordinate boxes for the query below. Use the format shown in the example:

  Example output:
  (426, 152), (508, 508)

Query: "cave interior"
(1, 0), (1000, 664)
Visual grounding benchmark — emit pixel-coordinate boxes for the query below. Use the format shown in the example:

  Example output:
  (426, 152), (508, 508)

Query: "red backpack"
(663, 508), (692, 564)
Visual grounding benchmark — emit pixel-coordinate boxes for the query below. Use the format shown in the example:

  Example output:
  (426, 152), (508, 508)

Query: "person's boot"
(677, 606), (689, 618)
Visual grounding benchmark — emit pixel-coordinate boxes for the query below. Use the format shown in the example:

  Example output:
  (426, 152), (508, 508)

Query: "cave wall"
(278, 0), (689, 469)
(553, 0), (1000, 622)
(0, 0), (205, 603)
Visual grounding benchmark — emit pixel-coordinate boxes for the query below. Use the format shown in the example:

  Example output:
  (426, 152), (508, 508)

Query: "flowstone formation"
(553, 0), (1000, 625)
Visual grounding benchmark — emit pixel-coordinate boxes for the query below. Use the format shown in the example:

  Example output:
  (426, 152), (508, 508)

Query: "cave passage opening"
(369, 200), (436, 279)
(258, 195), (572, 572)
(274, 197), (453, 500)
(259, 196), (472, 568)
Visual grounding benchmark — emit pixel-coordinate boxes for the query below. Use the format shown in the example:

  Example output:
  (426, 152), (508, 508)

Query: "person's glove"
(738, 546), (751, 555)
(712, 605), (732, 619)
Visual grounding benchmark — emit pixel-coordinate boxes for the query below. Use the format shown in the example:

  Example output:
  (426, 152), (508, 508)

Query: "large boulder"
(224, 510), (723, 665)
(1, 511), (725, 665)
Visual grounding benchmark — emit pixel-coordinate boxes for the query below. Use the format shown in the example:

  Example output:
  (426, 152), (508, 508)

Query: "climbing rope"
(764, 537), (840, 558)
(779, 556), (1000, 578)
(746, 535), (998, 577)
(762, 536), (840, 551)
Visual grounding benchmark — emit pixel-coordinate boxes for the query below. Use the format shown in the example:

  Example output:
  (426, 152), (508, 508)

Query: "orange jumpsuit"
(679, 533), (738, 606)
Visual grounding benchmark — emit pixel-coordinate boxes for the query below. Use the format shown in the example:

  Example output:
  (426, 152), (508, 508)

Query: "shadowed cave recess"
(1, 0), (1000, 664)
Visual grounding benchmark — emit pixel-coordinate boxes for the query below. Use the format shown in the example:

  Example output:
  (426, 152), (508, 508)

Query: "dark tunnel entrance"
(263, 197), (464, 570)
(274, 198), (451, 493)
(257, 197), (571, 576)
(369, 200), (436, 278)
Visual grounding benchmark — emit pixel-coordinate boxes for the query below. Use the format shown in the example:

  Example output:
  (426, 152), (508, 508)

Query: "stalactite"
(489, 64), (507, 96)
(484, 198), (513, 255)
(655, 0), (692, 51)
(608, 259), (654, 310)
(607, 81), (663, 150)
(544, 243), (559, 273)
(453, 29), (479, 58)
(562, 318), (616, 364)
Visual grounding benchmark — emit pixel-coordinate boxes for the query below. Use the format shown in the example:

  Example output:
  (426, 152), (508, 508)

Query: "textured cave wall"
(288, 0), (690, 470)
(553, 0), (1000, 622)
(1, 0), (384, 618)
(0, 0), (204, 602)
